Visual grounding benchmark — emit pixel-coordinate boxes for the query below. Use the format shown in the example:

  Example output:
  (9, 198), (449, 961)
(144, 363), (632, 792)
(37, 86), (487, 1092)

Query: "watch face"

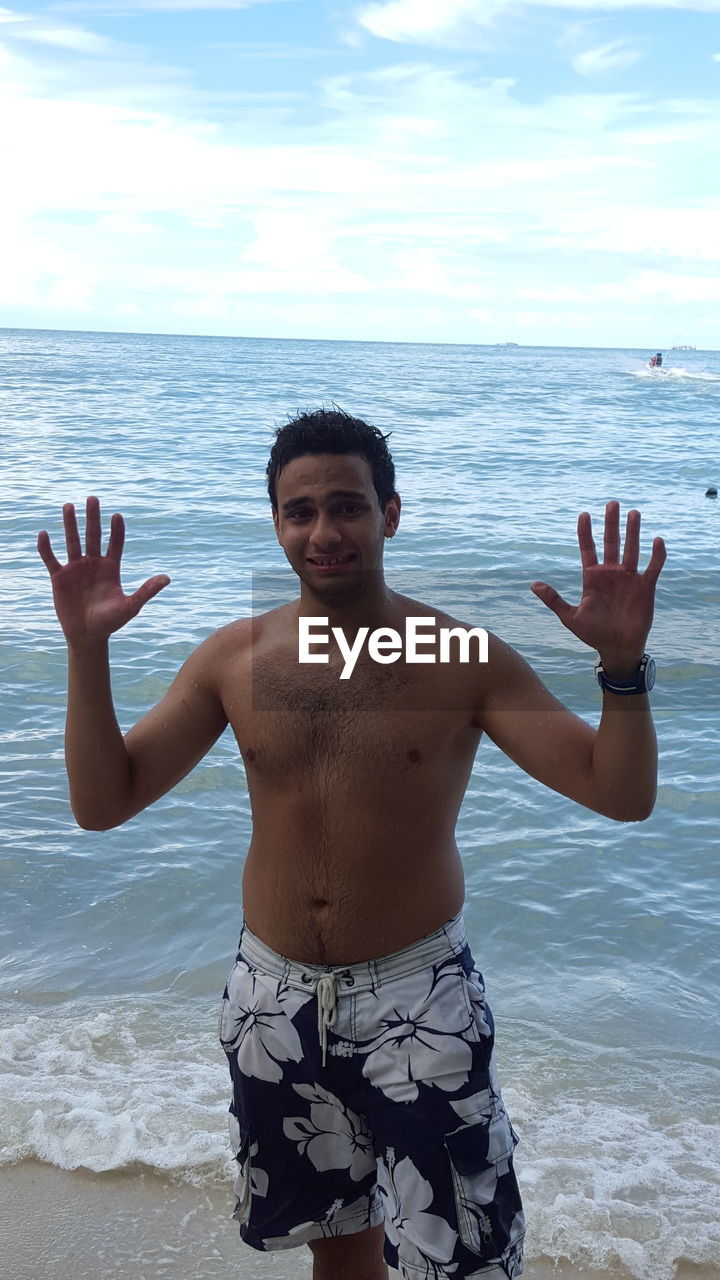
(645, 657), (656, 691)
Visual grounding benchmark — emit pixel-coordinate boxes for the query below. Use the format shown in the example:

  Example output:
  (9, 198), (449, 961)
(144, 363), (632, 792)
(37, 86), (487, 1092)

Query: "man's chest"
(222, 654), (479, 778)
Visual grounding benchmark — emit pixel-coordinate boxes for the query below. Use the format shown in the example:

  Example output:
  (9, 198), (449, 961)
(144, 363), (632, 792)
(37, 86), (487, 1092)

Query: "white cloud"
(94, 212), (160, 235)
(0, 216), (101, 309)
(598, 270), (720, 302)
(50, 0), (291, 12)
(2, 13), (719, 344)
(517, 270), (720, 306)
(572, 40), (643, 75)
(545, 203), (720, 260)
(137, 260), (374, 297)
(12, 24), (117, 52)
(0, 6), (117, 53)
(243, 208), (351, 276)
(358, 0), (497, 45)
(516, 284), (587, 302)
(358, 0), (720, 47)
(390, 246), (493, 297)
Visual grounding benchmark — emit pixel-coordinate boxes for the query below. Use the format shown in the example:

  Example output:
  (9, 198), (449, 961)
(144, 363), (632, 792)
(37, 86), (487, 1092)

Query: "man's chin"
(298, 570), (361, 596)
(296, 565), (381, 597)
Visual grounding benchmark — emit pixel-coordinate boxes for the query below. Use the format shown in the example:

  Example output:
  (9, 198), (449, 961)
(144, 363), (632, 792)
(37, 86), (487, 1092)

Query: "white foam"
(505, 1084), (720, 1280)
(629, 366), (720, 381)
(2, 1001), (719, 1278)
(0, 1000), (231, 1183)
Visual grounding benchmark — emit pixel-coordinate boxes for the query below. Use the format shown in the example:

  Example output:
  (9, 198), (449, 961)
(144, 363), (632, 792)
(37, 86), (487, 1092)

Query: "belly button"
(311, 898), (329, 909)
(246, 748), (256, 762)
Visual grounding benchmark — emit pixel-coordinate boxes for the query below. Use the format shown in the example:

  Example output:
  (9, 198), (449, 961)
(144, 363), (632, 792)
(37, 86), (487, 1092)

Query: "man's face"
(273, 453), (400, 596)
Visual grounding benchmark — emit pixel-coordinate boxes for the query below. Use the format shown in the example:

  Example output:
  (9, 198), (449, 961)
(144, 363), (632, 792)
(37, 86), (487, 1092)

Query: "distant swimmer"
(649, 353), (663, 368)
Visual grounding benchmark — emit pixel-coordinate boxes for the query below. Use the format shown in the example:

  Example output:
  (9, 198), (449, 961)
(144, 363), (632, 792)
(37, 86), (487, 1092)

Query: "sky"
(1, 0), (719, 347)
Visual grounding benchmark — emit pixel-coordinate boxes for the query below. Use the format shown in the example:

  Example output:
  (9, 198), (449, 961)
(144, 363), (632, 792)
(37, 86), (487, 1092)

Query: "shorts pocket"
(444, 1107), (524, 1265)
(218, 957), (253, 1050)
(228, 1111), (253, 1224)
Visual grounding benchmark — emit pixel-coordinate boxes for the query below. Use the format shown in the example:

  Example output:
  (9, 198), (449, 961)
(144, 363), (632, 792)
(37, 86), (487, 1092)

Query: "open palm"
(531, 502), (666, 665)
(37, 497), (170, 649)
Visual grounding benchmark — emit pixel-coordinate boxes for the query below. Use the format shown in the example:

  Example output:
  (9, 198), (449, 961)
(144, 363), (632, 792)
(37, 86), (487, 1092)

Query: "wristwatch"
(595, 653), (656, 695)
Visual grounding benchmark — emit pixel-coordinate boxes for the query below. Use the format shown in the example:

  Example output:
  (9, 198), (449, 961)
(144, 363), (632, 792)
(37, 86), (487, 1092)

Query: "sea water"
(1, 328), (719, 1279)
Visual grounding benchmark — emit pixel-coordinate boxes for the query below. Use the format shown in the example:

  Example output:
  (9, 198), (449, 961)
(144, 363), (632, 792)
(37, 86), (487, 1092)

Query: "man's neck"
(294, 580), (400, 635)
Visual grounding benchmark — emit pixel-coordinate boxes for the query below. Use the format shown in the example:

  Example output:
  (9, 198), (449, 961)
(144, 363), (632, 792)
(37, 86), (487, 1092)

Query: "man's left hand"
(530, 501), (667, 678)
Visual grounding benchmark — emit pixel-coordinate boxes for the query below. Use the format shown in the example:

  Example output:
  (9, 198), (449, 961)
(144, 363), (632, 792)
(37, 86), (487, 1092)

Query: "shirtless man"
(38, 409), (666, 1280)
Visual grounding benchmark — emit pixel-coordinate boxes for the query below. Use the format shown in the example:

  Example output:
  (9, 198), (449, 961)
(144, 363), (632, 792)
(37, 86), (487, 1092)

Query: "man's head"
(267, 407), (397, 513)
(268, 408), (401, 599)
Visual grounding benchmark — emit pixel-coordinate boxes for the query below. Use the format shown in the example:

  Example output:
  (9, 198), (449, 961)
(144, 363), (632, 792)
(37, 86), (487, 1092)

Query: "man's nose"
(310, 514), (342, 546)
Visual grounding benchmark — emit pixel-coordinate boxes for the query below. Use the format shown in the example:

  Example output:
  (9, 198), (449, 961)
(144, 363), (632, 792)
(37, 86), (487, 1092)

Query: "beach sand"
(2, 1162), (713, 1280)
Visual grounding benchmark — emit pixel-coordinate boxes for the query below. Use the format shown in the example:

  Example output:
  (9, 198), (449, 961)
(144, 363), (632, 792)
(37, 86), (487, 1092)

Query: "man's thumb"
(531, 581), (571, 624)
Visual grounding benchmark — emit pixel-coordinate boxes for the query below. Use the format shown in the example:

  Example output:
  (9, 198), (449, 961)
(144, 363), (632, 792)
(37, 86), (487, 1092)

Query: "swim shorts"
(219, 912), (525, 1279)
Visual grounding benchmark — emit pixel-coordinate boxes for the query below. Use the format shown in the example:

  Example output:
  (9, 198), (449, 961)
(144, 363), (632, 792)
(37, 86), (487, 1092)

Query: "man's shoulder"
(200, 602), (299, 660)
(182, 618), (254, 686)
(391, 591), (473, 630)
(197, 617), (252, 654)
(394, 591), (499, 642)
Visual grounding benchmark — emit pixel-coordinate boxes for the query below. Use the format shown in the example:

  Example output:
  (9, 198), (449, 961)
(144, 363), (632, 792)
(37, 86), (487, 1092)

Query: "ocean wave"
(629, 366), (720, 382)
(1, 998), (718, 1279)
(506, 1083), (720, 1280)
(0, 1000), (231, 1184)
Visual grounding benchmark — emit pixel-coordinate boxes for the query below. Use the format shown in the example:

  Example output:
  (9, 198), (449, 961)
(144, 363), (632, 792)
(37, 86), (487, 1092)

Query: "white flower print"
(360, 964), (477, 1102)
(221, 967), (306, 1083)
(228, 1115), (269, 1202)
(377, 1147), (458, 1278)
(283, 1082), (376, 1181)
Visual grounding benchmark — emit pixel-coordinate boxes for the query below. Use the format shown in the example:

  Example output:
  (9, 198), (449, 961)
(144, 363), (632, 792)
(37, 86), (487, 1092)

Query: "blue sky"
(1, 0), (718, 346)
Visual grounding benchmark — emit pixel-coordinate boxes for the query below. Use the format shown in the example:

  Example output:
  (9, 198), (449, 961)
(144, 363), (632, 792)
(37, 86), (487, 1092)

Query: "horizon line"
(0, 325), (712, 353)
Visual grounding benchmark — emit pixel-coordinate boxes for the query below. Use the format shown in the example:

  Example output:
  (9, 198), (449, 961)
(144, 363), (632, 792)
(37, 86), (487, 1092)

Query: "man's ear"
(272, 508), (281, 541)
(384, 493), (401, 537)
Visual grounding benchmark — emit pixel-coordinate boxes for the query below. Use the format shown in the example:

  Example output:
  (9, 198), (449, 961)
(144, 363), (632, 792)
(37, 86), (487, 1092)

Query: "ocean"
(1, 327), (719, 1280)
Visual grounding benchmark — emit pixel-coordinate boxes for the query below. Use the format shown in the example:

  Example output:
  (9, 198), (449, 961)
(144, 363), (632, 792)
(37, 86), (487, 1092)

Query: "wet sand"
(2, 1162), (713, 1280)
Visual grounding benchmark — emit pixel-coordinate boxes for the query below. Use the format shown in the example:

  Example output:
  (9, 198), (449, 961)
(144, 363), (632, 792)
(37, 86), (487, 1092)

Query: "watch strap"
(595, 653), (655, 695)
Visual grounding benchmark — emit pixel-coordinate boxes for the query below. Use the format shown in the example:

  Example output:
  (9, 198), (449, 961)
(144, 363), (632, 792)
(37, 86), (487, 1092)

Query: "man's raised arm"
(38, 497), (228, 830)
(478, 501), (666, 822)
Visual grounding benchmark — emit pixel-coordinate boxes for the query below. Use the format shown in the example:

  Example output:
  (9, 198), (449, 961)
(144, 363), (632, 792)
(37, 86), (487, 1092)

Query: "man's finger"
(127, 575), (171, 615)
(37, 531), (62, 575)
(577, 512), (598, 570)
(106, 512), (125, 564)
(603, 500), (621, 565)
(85, 496), (102, 558)
(643, 536), (667, 584)
(622, 509), (641, 572)
(531, 581), (575, 627)
(63, 503), (83, 560)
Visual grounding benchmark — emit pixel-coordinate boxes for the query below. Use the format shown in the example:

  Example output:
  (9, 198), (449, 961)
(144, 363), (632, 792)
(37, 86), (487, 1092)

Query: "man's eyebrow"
(281, 490), (368, 512)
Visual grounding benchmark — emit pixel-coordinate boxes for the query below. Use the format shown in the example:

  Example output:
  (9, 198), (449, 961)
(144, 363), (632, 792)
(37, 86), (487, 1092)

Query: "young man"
(38, 409), (666, 1280)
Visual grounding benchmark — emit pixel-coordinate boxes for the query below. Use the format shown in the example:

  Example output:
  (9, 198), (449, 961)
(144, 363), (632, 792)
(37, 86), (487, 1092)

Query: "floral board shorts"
(219, 912), (525, 1279)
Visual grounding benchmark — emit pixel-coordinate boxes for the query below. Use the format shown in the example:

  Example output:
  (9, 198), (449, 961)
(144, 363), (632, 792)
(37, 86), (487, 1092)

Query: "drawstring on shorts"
(316, 974), (338, 1068)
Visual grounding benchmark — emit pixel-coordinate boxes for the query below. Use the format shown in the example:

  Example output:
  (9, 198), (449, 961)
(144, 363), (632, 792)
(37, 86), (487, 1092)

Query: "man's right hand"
(37, 496), (170, 651)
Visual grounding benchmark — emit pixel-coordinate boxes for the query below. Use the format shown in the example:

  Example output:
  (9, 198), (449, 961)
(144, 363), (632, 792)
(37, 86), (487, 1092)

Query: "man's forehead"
(276, 453), (375, 497)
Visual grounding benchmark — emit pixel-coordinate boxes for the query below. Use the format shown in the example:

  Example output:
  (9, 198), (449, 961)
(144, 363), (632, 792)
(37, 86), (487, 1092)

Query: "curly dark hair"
(267, 407), (397, 511)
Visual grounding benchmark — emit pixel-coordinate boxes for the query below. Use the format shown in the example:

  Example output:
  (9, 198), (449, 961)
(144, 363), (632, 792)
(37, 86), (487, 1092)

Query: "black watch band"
(595, 653), (656, 695)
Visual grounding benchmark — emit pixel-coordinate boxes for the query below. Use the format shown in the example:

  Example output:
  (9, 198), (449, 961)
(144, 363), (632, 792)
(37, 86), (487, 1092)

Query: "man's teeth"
(313, 555), (352, 565)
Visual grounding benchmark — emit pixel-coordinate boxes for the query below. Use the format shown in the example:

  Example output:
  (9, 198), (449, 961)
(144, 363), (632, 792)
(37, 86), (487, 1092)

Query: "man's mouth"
(307, 553), (356, 569)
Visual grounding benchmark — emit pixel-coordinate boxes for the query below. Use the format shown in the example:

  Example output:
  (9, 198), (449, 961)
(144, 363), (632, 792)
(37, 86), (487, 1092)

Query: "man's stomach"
(241, 834), (466, 965)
